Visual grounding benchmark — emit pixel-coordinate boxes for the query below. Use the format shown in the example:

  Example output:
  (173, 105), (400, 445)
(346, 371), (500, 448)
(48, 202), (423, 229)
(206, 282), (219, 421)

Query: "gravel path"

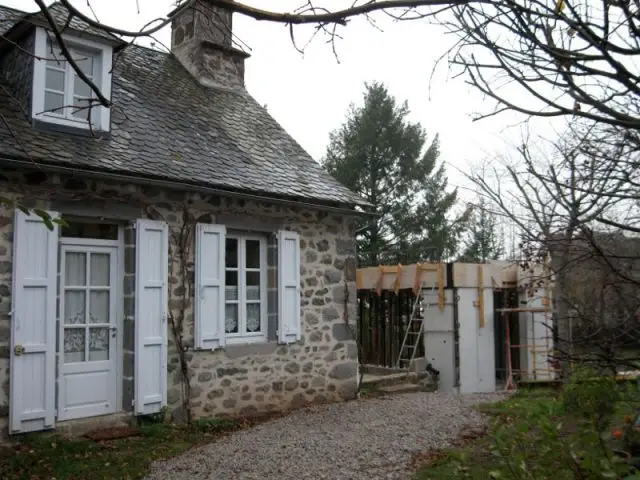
(145, 391), (507, 480)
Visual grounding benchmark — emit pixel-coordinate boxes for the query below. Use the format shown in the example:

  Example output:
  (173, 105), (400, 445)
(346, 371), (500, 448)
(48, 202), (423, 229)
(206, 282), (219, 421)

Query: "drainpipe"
(453, 287), (460, 390)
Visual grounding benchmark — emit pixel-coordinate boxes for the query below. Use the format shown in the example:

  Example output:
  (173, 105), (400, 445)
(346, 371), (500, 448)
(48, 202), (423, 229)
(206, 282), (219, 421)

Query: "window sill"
(193, 340), (279, 358)
(33, 117), (110, 139)
(225, 335), (269, 346)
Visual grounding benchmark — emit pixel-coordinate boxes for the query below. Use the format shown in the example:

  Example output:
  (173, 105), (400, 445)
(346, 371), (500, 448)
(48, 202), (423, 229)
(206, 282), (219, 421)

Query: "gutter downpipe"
(0, 157), (378, 217)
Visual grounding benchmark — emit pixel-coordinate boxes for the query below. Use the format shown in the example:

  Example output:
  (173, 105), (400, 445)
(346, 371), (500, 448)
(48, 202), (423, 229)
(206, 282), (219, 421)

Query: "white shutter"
(10, 210), (58, 434)
(134, 219), (168, 415)
(277, 230), (301, 344)
(195, 223), (226, 350)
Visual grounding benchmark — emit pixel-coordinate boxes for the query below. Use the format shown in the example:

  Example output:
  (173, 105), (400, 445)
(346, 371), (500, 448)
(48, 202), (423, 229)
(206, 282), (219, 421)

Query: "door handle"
(14, 345), (25, 356)
(110, 326), (117, 338)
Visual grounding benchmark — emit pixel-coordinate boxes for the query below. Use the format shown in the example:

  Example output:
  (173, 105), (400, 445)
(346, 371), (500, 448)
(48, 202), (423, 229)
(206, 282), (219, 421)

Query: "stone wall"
(171, 0), (233, 49)
(0, 168), (359, 427)
(199, 45), (245, 91)
(170, 1), (246, 91)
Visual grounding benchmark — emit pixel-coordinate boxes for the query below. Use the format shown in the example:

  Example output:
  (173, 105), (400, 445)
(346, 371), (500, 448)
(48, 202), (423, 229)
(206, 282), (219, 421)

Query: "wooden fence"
(357, 288), (425, 367)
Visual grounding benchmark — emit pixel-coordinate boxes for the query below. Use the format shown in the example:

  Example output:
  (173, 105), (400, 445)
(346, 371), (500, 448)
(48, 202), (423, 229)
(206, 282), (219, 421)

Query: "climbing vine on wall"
(167, 209), (196, 423)
(146, 206), (201, 424)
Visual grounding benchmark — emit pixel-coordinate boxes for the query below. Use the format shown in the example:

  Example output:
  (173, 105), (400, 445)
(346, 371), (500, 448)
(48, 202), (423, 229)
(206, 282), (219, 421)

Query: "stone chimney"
(169, 0), (249, 91)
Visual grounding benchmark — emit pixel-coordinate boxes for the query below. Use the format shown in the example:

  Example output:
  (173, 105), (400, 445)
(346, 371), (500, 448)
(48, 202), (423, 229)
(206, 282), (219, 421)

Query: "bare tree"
(468, 124), (640, 376)
(0, 0), (632, 143)
(4, 0), (639, 242)
(6, 0), (463, 107)
(442, 0), (640, 127)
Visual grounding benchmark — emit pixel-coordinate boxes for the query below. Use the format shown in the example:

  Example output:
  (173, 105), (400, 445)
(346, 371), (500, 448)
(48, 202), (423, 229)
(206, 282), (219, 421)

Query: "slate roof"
(1, 3), (121, 44)
(24, 2), (124, 44)
(0, 4), (23, 36)
(0, 4), (367, 209)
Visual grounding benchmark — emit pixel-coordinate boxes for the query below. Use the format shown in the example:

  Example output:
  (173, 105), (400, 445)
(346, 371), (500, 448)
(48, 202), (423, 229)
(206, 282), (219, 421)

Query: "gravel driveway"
(145, 391), (506, 480)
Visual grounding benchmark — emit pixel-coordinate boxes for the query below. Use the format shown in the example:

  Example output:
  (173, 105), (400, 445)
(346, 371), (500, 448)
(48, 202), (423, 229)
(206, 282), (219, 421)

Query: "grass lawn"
(0, 417), (245, 480)
(414, 384), (640, 479)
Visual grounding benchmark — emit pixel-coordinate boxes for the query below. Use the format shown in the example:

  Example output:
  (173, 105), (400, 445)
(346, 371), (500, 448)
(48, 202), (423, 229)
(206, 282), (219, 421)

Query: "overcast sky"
(5, 0), (543, 201)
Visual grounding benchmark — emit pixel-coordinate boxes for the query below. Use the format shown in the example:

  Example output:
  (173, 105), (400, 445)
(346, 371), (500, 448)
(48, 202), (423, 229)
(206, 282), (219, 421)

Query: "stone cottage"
(0, 1), (366, 436)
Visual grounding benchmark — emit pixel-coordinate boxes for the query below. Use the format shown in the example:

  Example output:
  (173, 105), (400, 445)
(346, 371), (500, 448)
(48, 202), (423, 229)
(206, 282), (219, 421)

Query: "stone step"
(362, 372), (413, 389)
(377, 383), (423, 395)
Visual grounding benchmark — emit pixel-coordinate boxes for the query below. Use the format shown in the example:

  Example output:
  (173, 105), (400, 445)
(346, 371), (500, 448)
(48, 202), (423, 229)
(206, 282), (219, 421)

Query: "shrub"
(486, 376), (635, 479)
(561, 367), (620, 432)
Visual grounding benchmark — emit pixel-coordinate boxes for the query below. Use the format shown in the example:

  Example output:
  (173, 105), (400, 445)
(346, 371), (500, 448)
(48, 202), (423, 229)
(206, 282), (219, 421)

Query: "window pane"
(225, 238), (238, 268)
(246, 271), (260, 300)
(44, 91), (64, 113)
(64, 290), (86, 325)
(225, 304), (238, 333)
(72, 98), (91, 121)
(65, 252), (86, 285)
(247, 303), (261, 332)
(89, 327), (109, 361)
(225, 271), (238, 300)
(74, 75), (91, 98)
(74, 52), (94, 75)
(246, 240), (260, 268)
(90, 253), (110, 286)
(45, 68), (65, 91)
(89, 291), (109, 324)
(46, 54), (66, 69)
(61, 221), (118, 240)
(64, 328), (85, 363)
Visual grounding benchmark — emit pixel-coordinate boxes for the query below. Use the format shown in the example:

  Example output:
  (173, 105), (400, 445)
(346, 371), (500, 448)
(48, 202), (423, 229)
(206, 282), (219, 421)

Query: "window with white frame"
(194, 224), (300, 350)
(43, 43), (99, 122)
(224, 234), (267, 342)
(32, 28), (113, 131)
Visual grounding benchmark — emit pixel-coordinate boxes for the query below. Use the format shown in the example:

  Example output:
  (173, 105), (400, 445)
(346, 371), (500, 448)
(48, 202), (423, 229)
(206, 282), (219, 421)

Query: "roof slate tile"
(0, 4), (367, 208)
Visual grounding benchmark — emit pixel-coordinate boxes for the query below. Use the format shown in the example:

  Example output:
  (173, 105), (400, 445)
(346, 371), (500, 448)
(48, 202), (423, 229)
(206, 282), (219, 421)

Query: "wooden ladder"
(397, 281), (435, 369)
(396, 262), (445, 370)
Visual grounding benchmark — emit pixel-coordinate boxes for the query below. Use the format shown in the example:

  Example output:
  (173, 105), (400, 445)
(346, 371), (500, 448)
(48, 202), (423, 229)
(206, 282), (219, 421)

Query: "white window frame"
(32, 27), (112, 131)
(225, 233), (268, 345)
(43, 44), (99, 122)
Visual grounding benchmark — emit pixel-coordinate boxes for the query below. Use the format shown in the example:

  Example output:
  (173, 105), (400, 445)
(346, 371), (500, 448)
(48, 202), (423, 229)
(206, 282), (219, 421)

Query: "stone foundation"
(0, 168), (358, 432)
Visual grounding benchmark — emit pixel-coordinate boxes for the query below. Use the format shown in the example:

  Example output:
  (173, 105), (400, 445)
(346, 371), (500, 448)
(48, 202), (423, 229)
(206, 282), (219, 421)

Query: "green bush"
(484, 374), (635, 479)
(561, 367), (620, 432)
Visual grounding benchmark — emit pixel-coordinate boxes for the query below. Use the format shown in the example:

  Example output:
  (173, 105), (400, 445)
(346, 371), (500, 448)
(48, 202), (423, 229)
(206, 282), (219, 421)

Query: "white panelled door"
(57, 242), (118, 421)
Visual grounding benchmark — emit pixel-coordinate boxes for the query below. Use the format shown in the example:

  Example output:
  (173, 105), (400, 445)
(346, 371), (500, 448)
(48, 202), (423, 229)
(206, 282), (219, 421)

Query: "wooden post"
(473, 264), (485, 328)
(438, 263), (445, 312)
(394, 264), (402, 294)
(505, 306), (516, 391)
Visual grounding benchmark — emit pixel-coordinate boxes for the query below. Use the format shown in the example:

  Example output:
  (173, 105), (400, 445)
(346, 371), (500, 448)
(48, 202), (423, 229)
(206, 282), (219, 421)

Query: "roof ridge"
(0, 3), (28, 17)
(0, 5), (32, 22)
(127, 42), (171, 55)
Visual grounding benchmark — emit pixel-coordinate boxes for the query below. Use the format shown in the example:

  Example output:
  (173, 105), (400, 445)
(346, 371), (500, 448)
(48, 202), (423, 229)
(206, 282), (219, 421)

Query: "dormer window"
(44, 45), (99, 121)
(32, 27), (113, 133)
